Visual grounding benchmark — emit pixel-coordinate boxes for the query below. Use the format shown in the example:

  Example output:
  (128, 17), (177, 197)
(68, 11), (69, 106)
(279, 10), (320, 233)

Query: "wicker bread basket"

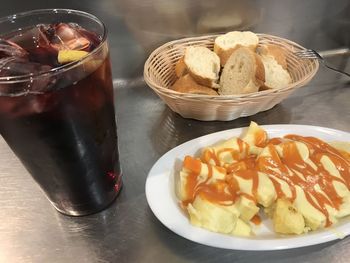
(144, 34), (319, 121)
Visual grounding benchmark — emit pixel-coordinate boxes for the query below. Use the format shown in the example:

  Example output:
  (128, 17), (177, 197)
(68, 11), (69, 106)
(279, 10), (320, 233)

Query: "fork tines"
(295, 49), (350, 77)
(295, 49), (321, 59)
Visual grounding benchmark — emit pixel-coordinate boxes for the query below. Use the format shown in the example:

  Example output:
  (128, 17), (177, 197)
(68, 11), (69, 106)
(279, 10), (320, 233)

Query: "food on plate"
(329, 142), (350, 160)
(171, 74), (218, 95)
(257, 44), (292, 89)
(270, 199), (305, 235)
(214, 31), (259, 66)
(175, 122), (350, 237)
(219, 47), (265, 95)
(171, 31), (293, 96)
(187, 195), (251, 236)
(179, 46), (220, 88)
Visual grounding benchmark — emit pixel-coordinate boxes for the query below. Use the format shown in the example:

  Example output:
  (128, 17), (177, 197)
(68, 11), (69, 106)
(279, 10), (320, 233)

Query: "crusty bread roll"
(171, 74), (218, 95)
(214, 31), (259, 66)
(219, 47), (265, 95)
(184, 46), (220, 88)
(258, 45), (291, 90)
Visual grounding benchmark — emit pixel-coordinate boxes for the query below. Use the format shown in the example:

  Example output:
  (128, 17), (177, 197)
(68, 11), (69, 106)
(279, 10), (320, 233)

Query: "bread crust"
(214, 44), (257, 66)
(258, 46), (291, 90)
(187, 70), (219, 89)
(214, 31), (259, 66)
(175, 56), (187, 77)
(254, 53), (266, 87)
(257, 44), (288, 69)
(171, 74), (218, 95)
(184, 47), (220, 88)
(219, 47), (265, 95)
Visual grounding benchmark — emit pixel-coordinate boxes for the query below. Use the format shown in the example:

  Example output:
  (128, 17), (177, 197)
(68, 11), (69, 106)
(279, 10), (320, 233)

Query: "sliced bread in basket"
(258, 44), (292, 89)
(214, 31), (259, 66)
(179, 46), (221, 88)
(219, 47), (265, 95)
(171, 74), (218, 95)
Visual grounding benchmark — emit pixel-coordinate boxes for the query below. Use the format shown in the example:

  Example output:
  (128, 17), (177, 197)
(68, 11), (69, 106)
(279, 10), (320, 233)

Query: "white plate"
(145, 125), (350, 250)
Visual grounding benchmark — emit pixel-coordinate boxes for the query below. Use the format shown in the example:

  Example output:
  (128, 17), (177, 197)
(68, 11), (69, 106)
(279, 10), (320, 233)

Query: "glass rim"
(0, 8), (107, 83)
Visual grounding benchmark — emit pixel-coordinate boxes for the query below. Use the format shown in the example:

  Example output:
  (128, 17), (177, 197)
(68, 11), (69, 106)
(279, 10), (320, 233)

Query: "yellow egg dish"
(176, 122), (350, 236)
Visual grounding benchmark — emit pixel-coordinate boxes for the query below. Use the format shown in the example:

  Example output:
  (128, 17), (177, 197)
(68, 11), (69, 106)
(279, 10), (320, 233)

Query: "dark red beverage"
(0, 10), (122, 216)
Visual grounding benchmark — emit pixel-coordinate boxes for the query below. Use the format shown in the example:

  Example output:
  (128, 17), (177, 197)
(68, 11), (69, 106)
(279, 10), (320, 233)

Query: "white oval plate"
(145, 125), (350, 250)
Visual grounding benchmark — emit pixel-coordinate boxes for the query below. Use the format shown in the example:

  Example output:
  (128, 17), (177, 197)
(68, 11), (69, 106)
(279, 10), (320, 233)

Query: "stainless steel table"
(1, 1), (350, 262)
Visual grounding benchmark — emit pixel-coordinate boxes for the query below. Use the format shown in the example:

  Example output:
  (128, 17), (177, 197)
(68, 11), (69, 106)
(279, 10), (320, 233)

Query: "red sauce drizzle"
(201, 149), (220, 166)
(255, 129), (268, 147)
(251, 215), (262, 225)
(182, 156), (237, 206)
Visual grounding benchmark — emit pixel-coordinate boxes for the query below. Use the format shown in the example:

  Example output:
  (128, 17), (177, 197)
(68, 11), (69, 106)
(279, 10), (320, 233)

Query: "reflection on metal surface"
(113, 0), (350, 57)
(113, 77), (145, 89)
(150, 104), (292, 156)
(319, 48), (350, 58)
(151, 108), (180, 155)
(321, 2), (350, 47)
(116, 0), (261, 52)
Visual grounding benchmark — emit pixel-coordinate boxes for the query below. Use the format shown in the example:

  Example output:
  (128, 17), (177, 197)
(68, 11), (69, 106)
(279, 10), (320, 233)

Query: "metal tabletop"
(1, 1), (350, 262)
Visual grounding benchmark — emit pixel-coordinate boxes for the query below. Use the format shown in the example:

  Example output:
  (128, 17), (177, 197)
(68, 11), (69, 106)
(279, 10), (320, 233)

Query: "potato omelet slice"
(188, 195), (251, 236)
(234, 195), (259, 222)
(272, 199), (306, 235)
(233, 172), (276, 207)
(201, 137), (250, 166)
(176, 156), (226, 202)
(241, 121), (268, 154)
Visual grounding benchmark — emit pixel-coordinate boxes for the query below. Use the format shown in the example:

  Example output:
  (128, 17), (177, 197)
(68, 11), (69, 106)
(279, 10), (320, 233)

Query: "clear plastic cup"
(0, 9), (122, 216)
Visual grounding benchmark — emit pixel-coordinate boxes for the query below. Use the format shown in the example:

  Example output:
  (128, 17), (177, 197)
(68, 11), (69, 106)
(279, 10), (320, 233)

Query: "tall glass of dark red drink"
(0, 9), (122, 216)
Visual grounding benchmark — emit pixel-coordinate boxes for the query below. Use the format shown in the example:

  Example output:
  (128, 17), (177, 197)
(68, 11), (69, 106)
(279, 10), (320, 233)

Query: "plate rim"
(145, 124), (350, 250)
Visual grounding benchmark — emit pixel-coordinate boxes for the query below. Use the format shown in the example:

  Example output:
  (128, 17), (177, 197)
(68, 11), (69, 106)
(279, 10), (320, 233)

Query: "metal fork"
(295, 49), (350, 78)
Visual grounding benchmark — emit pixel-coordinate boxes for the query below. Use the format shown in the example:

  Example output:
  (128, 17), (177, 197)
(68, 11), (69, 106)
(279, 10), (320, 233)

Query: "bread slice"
(219, 47), (265, 95)
(214, 31), (259, 66)
(258, 45), (292, 89)
(175, 56), (187, 77)
(257, 44), (288, 69)
(184, 46), (220, 88)
(171, 74), (218, 95)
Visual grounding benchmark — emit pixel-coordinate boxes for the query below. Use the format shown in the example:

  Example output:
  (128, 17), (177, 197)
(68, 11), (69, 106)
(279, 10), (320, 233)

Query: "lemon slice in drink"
(58, 50), (89, 64)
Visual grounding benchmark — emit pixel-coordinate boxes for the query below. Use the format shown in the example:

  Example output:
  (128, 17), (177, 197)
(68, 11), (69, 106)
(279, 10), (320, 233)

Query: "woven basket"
(144, 34), (319, 121)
